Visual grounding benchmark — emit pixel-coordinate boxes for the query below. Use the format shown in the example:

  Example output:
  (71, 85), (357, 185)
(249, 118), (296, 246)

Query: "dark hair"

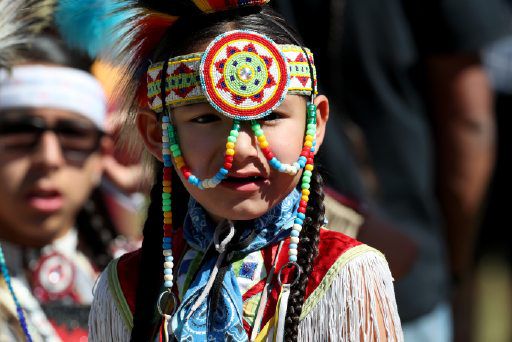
(76, 188), (118, 270)
(130, 5), (324, 341)
(16, 31), (93, 71)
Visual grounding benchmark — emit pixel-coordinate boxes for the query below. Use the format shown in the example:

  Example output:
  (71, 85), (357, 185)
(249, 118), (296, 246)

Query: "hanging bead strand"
(166, 119), (241, 189)
(161, 116), (174, 291)
(250, 117), (314, 175)
(288, 102), (317, 263)
(0, 244), (33, 342)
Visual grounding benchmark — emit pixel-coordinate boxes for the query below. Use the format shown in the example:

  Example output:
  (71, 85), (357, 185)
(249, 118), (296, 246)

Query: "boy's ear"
(136, 109), (163, 162)
(313, 95), (329, 153)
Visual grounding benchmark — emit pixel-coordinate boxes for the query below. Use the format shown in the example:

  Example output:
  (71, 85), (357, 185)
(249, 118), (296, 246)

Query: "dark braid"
(284, 169), (325, 341)
(131, 162), (189, 341)
(76, 187), (117, 270)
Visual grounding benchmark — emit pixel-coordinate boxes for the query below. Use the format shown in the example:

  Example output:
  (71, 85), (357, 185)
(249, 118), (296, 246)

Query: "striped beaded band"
(147, 31), (316, 119)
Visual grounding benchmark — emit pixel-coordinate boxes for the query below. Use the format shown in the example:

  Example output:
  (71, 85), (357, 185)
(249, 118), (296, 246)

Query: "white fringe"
(297, 250), (403, 342)
(88, 269), (131, 342)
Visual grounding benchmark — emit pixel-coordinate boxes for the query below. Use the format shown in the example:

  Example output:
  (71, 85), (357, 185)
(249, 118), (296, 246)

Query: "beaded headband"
(147, 30), (317, 120)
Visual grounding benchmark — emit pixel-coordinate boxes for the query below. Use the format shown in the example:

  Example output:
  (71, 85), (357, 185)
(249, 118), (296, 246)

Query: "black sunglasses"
(0, 114), (103, 162)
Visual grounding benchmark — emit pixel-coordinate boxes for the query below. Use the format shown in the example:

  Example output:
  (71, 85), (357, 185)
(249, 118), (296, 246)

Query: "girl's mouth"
(221, 175), (267, 191)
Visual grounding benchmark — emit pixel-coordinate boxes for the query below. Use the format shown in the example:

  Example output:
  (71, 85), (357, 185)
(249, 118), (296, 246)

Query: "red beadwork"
(224, 162), (233, 169)
(298, 207), (306, 214)
(225, 155), (234, 163)
(299, 200), (307, 208)
(307, 158), (314, 165)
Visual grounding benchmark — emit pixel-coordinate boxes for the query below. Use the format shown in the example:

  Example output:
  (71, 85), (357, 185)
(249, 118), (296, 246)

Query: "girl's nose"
(231, 122), (259, 161)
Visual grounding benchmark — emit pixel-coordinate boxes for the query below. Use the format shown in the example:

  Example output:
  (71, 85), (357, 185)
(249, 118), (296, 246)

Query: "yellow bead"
(302, 189), (310, 196)
(305, 135), (314, 142)
(257, 135), (266, 143)
(301, 195), (309, 201)
(163, 186), (171, 193)
(226, 149), (235, 156)
(305, 164), (314, 171)
(175, 156), (184, 165)
(164, 212), (172, 218)
(163, 180), (171, 186)
(226, 142), (235, 149)
(260, 141), (269, 148)
(164, 218), (172, 224)
(304, 141), (313, 148)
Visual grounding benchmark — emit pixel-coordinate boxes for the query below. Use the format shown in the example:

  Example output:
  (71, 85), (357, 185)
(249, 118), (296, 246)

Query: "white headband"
(0, 65), (106, 129)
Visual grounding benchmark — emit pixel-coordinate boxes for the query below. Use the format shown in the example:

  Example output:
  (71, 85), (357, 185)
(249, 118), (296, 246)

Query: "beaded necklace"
(0, 243), (33, 341)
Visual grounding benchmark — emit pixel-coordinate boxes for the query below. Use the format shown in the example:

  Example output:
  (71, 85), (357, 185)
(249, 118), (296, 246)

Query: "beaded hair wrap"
(154, 30), (318, 339)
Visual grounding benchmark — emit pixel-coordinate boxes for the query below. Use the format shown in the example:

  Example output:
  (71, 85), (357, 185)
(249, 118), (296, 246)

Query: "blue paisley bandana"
(171, 189), (300, 341)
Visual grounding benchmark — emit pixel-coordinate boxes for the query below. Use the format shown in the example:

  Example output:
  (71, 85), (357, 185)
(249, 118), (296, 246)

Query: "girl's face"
(0, 107), (105, 247)
(140, 94), (328, 222)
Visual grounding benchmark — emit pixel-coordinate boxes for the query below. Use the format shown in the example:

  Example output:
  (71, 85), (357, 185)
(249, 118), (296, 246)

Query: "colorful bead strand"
(0, 244), (33, 342)
(250, 109), (316, 175)
(166, 118), (241, 189)
(161, 116), (174, 291)
(288, 102), (317, 263)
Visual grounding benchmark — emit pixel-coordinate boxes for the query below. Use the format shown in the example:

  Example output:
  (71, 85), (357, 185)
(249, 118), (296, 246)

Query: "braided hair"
(76, 188), (118, 270)
(131, 163), (189, 340)
(129, 5), (325, 341)
(285, 169), (325, 340)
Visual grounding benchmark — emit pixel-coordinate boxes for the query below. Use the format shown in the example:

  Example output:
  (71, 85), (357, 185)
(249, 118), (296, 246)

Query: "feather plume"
(54, 0), (138, 59)
(0, 0), (30, 67)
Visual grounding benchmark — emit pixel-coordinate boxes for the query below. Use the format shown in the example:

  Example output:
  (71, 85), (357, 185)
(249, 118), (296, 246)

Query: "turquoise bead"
(228, 136), (237, 143)
(289, 255), (297, 262)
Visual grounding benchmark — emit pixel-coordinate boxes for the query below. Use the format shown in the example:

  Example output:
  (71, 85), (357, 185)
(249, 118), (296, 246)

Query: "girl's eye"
(261, 112), (283, 122)
(191, 114), (221, 124)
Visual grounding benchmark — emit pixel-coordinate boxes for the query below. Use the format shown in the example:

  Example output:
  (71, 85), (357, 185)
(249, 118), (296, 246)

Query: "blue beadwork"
(0, 244), (33, 342)
(238, 262), (258, 280)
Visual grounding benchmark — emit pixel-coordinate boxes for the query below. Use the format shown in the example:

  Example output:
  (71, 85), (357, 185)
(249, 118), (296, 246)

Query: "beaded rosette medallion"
(151, 30), (318, 337)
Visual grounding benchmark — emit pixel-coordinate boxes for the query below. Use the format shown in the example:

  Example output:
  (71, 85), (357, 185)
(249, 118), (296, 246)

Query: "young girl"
(57, 1), (403, 340)
(0, 33), (120, 340)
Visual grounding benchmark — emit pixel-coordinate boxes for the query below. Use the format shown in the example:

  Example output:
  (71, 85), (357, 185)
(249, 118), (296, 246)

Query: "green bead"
(301, 183), (311, 190)
(162, 205), (171, 212)
(172, 150), (182, 157)
(162, 193), (171, 199)
(255, 129), (264, 136)
(170, 144), (180, 152)
(304, 170), (312, 177)
(306, 129), (316, 136)
(228, 136), (237, 143)
(162, 199), (171, 205)
(230, 130), (239, 137)
(307, 124), (316, 130)
(302, 176), (311, 184)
